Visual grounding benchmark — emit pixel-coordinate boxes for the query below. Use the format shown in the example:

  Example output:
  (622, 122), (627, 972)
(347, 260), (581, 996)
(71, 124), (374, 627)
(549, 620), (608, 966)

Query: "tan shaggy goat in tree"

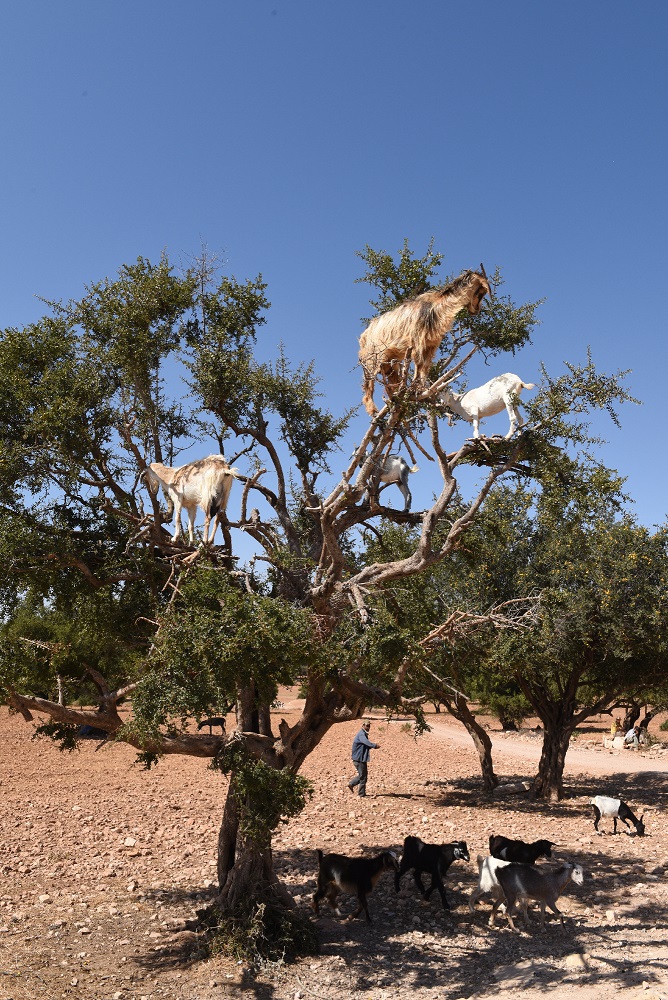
(145, 454), (239, 545)
(358, 268), (491, 415)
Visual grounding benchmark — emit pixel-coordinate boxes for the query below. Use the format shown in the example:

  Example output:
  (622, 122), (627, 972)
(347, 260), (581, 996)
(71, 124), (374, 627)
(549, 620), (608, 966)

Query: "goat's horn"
(479, 262), (495, 299)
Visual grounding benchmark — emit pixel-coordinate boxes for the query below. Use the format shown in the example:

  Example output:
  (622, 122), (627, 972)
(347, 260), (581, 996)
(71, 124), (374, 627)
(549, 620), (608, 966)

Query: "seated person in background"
(624, 725), (641, 749)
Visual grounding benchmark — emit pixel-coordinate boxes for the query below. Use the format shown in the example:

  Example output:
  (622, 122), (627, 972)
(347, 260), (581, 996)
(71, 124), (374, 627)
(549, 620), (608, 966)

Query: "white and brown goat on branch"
(358, 268), (491, 415)
(145, 455), (239, 544)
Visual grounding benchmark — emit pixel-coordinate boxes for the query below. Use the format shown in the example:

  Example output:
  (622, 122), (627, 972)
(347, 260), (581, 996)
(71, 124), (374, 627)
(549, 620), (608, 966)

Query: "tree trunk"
(444, 694), (498, 791)
(236, 682), (257, 732)
(531, 724), (574, 801)
(216, 839), (294, 913)
(639, 707), (657, 731)
(623, 704), (641, 731)
(214, 782), (294, 915)
(498, 715), (517, 731)
(216, 783), (239, 890)
(258, 702), (273, 737)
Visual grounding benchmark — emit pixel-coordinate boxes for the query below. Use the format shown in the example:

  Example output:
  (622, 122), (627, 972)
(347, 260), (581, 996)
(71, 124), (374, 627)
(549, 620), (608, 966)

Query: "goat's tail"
(521, 382), (536, 390)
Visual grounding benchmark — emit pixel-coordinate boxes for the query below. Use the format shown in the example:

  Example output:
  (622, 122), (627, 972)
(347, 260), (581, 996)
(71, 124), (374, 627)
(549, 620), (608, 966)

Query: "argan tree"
(0, 245), (635, 949)
(464, 470), (668, 800)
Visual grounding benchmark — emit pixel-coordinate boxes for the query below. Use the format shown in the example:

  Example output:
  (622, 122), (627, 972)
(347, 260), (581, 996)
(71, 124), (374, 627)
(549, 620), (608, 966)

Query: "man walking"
(348, 721), (380, 797)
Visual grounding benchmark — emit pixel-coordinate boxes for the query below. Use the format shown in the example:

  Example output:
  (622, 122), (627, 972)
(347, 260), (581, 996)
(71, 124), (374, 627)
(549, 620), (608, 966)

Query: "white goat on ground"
(468, 855), (511, 918)
(363, 455), (418, 512)
(145, 455), (239, 544)
(439, 372), (536, 439)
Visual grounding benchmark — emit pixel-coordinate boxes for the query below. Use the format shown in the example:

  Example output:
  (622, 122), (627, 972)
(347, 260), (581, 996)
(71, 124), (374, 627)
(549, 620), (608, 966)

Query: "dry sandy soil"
(1, 693), (667, 1000)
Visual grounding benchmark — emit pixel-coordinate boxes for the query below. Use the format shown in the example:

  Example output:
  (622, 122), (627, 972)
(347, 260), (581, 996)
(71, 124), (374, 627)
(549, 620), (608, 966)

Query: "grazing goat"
(395, 836), (469, 910)
(359, 268), (491, 415)
(489, 834), (555, 864)
(363, 454), (418, 512)
(468, 854), (511, 918)
(439, 372), (535, 439)
(312, 849), (398, 923)
(197, 717), (227, 734)
(590, 796), (645, 836)
(145, 455), (239, 544)
(492, 861), (584, 930)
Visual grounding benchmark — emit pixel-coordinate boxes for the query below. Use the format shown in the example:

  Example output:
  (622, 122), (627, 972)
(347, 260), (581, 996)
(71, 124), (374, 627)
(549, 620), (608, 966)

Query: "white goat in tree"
(145, 454), (239, 544)
(363, 454), (418, 512)
(439, 372), (535, 439)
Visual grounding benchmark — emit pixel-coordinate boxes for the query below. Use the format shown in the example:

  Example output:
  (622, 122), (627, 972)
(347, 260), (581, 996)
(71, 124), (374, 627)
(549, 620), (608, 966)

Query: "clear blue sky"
(1, 1), (666, 526)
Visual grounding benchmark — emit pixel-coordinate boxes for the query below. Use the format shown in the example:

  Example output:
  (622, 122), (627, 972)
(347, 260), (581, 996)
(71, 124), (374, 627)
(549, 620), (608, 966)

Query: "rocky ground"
(0, 694), (667, 1000)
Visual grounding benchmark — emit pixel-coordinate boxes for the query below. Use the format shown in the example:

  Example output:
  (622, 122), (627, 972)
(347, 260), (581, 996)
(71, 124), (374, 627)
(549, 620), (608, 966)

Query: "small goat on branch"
(145, 455), (239, 544)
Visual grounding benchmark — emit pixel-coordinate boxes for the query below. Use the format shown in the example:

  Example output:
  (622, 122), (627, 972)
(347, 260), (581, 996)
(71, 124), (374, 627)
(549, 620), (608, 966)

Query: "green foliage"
(471, 473), (668, 723)
(356, 238), (444, 318)
(0, 585), (149, 704)
(130, 570), (321, 738)
(454, 267), (540, 358)
(474, 676), (531, 730)
(214, 739), (313, 847)
(31, 720), (80, 752)
(206, 898), (318, 966)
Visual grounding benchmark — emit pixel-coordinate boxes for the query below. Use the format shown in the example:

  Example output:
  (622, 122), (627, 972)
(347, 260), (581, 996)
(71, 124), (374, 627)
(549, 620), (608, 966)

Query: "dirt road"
(425, 715), (668, 776)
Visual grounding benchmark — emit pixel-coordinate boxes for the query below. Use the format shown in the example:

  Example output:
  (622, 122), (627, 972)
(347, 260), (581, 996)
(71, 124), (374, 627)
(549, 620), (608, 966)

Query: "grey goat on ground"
(491, 861), (584, 930)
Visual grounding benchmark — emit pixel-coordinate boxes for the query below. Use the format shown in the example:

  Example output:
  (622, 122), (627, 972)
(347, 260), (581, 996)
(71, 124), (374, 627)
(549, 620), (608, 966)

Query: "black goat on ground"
(489, 835), (554, 864)
(312, 849), (398, 923)
(395, 836), (469, 910)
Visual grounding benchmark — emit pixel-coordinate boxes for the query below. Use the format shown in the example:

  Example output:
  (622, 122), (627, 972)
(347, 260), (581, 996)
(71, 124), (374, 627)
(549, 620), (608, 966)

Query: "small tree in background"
(467, 473), (668, 800)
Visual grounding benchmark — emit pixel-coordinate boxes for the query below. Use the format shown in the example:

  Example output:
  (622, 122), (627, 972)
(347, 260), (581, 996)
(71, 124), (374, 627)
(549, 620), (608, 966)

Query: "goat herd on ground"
(143, 268), (537, 538)
(312, 796), (646, 932)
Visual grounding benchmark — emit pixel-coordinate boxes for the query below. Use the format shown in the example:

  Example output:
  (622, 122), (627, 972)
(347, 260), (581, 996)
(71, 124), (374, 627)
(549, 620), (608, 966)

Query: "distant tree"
(470, 475), (668, 800)
(0, 244), (635, 955)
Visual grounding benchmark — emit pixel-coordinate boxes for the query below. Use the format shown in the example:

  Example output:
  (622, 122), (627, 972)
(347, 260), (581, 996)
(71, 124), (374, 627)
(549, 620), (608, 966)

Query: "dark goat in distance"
(395, 836), (470, 910)
(312, 849), (398, 923)
(489, 835), (555, 864)
(197, 717), (227, 734)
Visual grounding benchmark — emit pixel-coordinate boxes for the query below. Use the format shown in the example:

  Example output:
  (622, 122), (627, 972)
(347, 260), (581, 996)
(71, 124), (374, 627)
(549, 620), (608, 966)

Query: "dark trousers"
(349, 760), (368, 796)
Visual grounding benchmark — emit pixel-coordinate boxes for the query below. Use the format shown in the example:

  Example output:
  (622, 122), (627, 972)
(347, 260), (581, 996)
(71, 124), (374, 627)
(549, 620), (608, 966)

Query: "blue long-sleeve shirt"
(351, 728), (378, 763)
